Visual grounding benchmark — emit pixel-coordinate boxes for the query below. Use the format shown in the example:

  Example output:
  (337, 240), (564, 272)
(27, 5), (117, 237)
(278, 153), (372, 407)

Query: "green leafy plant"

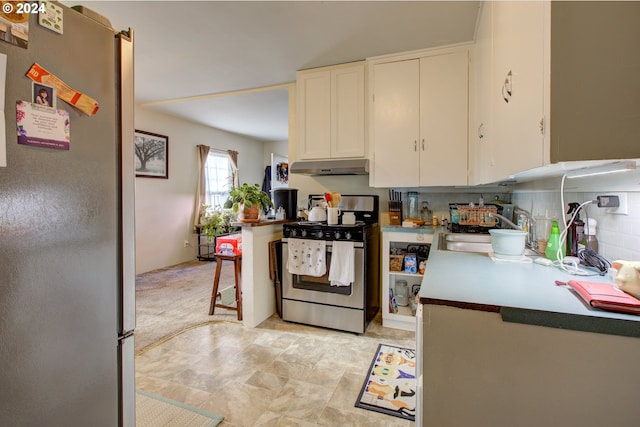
(200, 205), (237, 241)
(227, 183), (273, 213)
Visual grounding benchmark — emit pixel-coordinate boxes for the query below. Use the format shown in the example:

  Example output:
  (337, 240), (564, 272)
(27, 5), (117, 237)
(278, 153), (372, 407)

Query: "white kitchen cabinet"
(471, 1), (640, 184)
(296, 62), (365, 160)
(419, 52), (469, 186)
(381, 229), (433, 331)
(470, 1), (494, 185)
(371, 47), (469, 188)
(371, 59), (420, 187)
(472, 1), (545, 184)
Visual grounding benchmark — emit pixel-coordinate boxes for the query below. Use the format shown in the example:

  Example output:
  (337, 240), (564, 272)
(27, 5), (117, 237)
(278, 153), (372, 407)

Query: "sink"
(438, 232), (538, 256)
(438, 233), (492, 253)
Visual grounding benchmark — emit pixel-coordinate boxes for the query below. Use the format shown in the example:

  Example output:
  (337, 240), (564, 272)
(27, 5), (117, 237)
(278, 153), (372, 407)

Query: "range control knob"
(334, 231), (341, 240)
(345, 232), (352, 240)
(317, 230), (324, 239)
(301, 230), (307, 237)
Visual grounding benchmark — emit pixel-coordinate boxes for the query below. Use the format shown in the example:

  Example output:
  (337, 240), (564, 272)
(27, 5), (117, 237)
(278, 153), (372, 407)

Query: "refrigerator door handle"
(118, 30), (136, 335)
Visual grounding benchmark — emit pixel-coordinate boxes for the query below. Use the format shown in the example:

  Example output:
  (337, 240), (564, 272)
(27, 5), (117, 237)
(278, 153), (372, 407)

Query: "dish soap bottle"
(545, 220), (565, 261)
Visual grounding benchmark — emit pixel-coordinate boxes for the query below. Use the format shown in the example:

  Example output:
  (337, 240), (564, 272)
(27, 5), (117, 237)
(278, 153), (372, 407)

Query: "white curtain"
(193, 144), (210, 229)
(228, 149), (239, 188)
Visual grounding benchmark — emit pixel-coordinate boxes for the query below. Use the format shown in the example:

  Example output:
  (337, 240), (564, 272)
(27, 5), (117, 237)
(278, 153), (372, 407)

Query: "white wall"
(262, 140), (288, 167)
(134, 106), (264, 274)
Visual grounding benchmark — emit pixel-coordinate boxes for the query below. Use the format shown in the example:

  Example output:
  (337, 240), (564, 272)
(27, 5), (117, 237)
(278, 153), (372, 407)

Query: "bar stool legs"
(209, 254), (242, 320)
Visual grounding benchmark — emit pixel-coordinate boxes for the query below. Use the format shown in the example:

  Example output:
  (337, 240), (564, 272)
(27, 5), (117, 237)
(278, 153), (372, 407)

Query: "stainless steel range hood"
(289, 159), (369, 175)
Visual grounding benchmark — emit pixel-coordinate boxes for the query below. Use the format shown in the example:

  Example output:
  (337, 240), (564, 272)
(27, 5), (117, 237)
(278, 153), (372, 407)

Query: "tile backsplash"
(416, 184), (639, 262)
(512, 190), (640, 262)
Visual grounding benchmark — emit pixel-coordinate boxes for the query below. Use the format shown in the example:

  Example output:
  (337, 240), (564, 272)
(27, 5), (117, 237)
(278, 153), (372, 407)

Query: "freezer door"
(119, 334), (136, 427)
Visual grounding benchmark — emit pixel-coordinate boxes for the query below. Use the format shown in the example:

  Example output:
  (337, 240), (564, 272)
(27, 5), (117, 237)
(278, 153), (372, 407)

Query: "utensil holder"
(389, 201), (403, 225)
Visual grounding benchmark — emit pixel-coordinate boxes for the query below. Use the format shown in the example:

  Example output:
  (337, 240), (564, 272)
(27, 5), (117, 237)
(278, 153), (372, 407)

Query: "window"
(204, 151), (232, 208)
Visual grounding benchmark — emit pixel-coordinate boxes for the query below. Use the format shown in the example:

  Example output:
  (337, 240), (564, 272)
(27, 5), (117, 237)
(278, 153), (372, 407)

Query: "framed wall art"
(134, 130), (168, 179)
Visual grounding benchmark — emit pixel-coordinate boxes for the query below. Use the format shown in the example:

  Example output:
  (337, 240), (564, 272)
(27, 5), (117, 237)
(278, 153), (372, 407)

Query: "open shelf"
(382, 230), (433, 331)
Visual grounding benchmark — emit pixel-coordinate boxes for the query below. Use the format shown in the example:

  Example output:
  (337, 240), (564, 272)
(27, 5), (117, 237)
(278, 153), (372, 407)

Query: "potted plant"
(227, 183), (273, 222)
(200, 205), (237, 241)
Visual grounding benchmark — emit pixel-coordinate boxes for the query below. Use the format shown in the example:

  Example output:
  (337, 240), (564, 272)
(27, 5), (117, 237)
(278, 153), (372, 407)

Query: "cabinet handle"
(502, 70), (512, 103)
(421, 139), (425, 150)
(478, 123), (484, 140)
(414, 140), (417, 152)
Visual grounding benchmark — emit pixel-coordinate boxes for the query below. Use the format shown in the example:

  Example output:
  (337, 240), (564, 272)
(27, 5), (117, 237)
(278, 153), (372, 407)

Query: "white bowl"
(489, 229), (528, 256)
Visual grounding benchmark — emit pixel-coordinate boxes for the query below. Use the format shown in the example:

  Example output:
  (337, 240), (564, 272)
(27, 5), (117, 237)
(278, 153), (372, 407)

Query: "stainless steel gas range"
(281, 195), (380, 334)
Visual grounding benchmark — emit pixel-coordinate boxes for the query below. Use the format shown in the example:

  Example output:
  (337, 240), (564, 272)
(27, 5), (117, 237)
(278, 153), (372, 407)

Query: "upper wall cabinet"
(472, 1), (640, 185)
(370, 47), (470, 188)
(549, 1), (640, 163)
(472, 1), (545, 184)
(296, 62), (366, 160)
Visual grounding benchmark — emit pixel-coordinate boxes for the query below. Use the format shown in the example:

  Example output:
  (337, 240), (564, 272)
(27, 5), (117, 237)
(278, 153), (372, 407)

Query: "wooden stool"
(209, 253), (242, 320)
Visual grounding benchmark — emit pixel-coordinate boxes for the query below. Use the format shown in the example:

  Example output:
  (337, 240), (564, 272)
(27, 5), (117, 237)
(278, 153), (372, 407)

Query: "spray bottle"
(545, 220), (566, 261)
(566, 203), (585, 257)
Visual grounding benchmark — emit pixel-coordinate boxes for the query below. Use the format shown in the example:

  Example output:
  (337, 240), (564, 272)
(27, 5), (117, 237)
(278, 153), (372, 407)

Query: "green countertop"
(380, 224), (437, 234)
(419, 228), (640, 337)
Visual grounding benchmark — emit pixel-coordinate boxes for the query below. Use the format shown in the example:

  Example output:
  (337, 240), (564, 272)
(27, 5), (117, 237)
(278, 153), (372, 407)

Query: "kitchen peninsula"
(232, 219), (290, 327)
(417, 228), (640, 427)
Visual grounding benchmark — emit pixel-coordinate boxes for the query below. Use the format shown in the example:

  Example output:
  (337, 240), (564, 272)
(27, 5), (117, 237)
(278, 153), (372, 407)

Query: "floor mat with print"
(355, 343), (416, 421)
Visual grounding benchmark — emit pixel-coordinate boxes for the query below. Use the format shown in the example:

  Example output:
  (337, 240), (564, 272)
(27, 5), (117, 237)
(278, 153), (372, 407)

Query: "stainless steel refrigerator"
(0, 5), (136, 427)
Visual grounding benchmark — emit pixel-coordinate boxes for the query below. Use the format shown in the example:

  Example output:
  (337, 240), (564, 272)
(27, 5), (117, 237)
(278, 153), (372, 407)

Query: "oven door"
(282, 240), (364, 309)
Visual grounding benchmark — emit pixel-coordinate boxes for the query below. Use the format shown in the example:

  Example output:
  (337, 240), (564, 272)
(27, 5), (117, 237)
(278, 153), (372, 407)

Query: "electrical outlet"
(184, 240), (191, 247)
(605, 193), (628, 215)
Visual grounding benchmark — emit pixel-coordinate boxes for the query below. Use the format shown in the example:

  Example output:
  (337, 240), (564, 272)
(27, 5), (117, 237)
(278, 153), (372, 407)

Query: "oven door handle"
(282, 238), (364, 249)
(327, 242), (364, 250)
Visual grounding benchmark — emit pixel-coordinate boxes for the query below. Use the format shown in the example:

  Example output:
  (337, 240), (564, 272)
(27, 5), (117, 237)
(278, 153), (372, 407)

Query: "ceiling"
(63, 1), (481, 142)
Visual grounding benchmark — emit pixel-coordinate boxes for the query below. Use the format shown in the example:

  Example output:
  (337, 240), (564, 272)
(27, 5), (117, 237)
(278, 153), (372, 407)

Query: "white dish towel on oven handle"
(287, 239), (326, 277)
(329, 241), (354, 287)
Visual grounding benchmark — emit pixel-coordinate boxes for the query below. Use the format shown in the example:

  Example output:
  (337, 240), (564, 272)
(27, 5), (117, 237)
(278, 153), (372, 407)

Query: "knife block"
(389, 201), (402, 225)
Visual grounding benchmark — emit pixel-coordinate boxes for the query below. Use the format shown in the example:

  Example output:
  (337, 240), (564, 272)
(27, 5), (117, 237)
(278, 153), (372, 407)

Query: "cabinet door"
(419, 51), (469, 186)
(471, 1), (495, 185)
(372, 60), (420, 187)
(331, 65), (365, 158)
(491, 1), (545, 179)
(297, 70), (331, 159)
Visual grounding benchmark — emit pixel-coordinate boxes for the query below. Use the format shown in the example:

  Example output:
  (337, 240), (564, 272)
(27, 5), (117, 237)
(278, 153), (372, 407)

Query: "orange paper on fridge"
(25, 63), (100, 115)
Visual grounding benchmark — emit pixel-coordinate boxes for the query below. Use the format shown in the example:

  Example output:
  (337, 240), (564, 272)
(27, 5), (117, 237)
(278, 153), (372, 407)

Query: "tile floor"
(135, 314), (416, 426)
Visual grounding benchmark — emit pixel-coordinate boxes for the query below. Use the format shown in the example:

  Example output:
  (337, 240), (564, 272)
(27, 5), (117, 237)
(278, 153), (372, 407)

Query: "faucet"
(514, 208), (538, 252)
(489, 210), (538, 252)
(488, 212), (519, 229)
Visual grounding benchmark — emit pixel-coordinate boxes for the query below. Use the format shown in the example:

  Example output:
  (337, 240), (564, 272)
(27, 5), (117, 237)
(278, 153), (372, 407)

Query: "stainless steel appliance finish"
(281, 195), (379, 334)
(290, 158), (369, 175)
(0, 8), (135, 426)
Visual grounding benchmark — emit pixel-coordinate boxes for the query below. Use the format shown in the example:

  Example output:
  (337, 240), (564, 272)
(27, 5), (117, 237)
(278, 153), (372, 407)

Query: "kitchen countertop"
(419, 228), (640, 337)
(231, 219), (293, 227)
(380, 224), (437, 234)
